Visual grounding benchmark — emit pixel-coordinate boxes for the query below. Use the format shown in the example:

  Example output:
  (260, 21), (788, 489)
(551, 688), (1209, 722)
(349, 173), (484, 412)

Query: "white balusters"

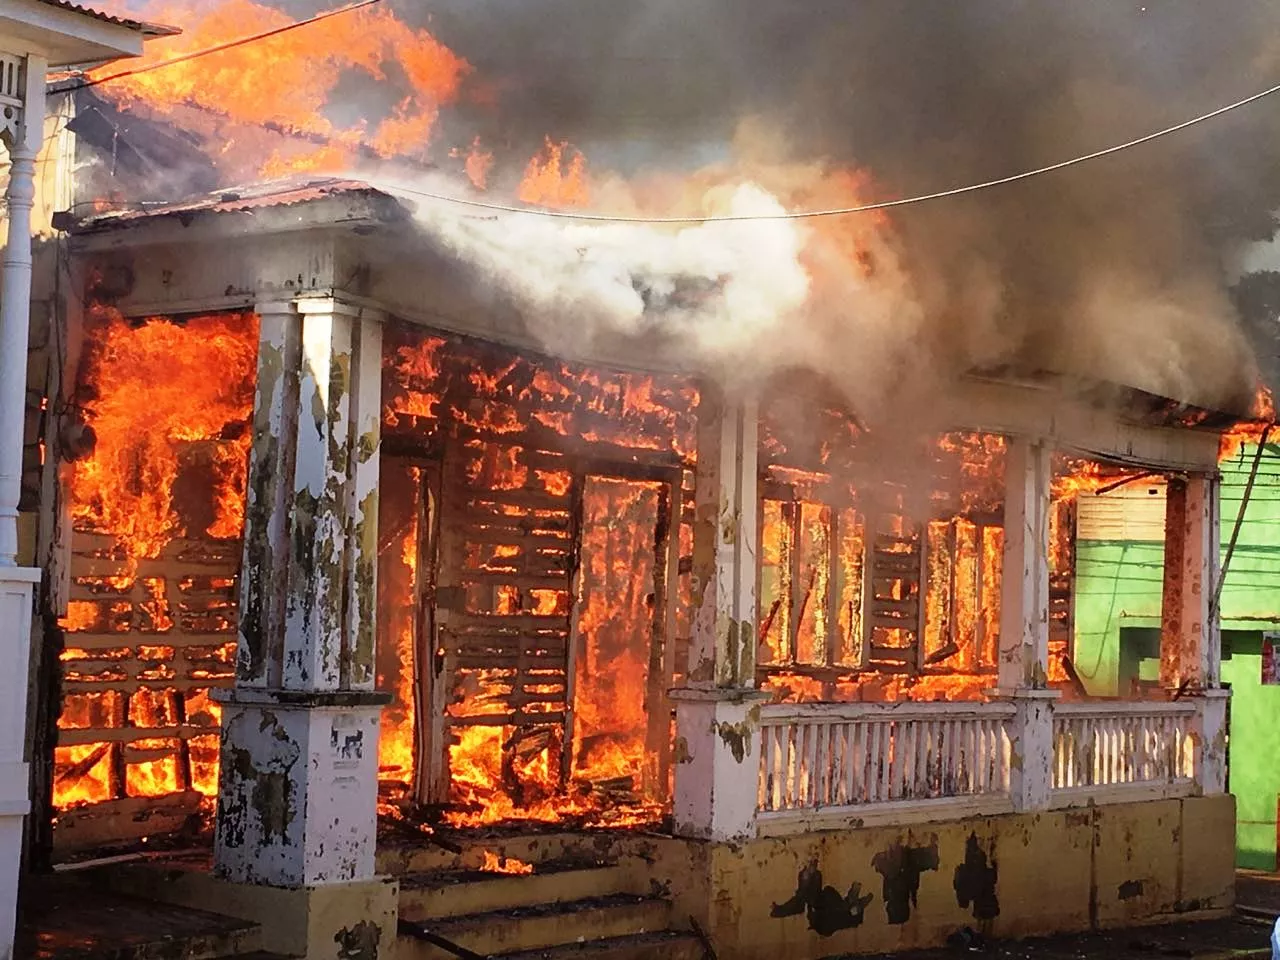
(1050, 702), (1196, 808)
(756, 702), (1017, 833)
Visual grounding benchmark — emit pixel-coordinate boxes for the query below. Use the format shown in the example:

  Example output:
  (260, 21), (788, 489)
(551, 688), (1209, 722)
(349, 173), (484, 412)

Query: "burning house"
(7, 3), (1280, 959)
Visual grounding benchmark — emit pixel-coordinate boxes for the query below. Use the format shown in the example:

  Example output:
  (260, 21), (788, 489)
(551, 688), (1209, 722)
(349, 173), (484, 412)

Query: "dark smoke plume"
(118, 0), (1280, 414)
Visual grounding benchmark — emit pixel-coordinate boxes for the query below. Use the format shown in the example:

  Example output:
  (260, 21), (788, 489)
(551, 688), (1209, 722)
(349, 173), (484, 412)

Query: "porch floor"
(14, 872), (266, 960)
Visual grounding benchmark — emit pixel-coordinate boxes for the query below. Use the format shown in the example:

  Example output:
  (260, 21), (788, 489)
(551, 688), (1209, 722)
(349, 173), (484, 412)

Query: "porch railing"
(756, 701), (1016, 835)
(1050, 701), (1197, 806)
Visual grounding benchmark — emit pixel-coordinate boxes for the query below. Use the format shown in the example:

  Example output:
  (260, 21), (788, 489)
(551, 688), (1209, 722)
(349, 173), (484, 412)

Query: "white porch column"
(1160, 474), (1221, 689)
(671, 386), (767, 841)
(0, 568), (37, 960)
(214, 299), (390, 916)
(0, 52), (46, 960)
(995, 437), (1057, 811)
(1160, 474), (1228, 794)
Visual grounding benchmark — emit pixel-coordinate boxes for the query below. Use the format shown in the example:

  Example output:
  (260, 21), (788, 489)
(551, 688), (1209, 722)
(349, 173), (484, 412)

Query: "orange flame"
(518, 138), (590, 208)
(378, 468), (421, 785)
(1220, 383), (1276, 463)
(482, 851), (534, 875)
(452, 136), (495, 190)
(55, 308), (256, 812)
(69, 309), (258, 566)
(90, 0), (471, 177)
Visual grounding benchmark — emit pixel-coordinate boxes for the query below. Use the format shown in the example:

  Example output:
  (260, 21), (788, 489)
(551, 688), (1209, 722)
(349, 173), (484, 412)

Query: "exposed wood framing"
(412, 461), (440, 803)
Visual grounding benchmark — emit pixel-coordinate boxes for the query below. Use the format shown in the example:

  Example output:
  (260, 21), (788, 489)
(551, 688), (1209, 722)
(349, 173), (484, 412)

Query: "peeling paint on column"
(1161, 477), (1189, 689)
(345, 318), (383, 690)
(691, 387), (762, 690)
(715, 705), (760, 763)
(283, 311), (352, 690)
(348, 487), (379, 683)
(715, 720), (750, 763)
(214, 705), (302, 880)
(998, 438), (1051, 692)
(672, 735), (692, 764)
(215, 700), (383, 887)
(1162, 475), (1217, 690)
(237, 308), (298, 686)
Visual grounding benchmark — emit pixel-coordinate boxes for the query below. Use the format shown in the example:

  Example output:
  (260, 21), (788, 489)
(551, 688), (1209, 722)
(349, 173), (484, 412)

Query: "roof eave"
(68, 191), (412, 251)
(0, 0), (148, 64)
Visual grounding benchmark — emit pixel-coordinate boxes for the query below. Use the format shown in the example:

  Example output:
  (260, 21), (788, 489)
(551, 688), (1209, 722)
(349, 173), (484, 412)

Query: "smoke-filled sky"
(103, 0), (1280, 418)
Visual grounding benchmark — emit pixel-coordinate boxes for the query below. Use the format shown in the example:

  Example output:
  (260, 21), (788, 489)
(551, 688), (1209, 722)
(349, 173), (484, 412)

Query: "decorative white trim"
(1049, 781), (1195, 810)
(757, 795), (1015, 836)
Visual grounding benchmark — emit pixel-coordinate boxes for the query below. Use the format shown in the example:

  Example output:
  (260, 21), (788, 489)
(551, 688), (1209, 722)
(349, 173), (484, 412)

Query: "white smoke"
(375, 175), (819, 384)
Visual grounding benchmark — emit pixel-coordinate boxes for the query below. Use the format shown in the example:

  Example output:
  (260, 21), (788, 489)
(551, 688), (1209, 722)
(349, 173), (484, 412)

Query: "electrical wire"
(74, 0), (382, 91)
(1214, 431), (1273, 616)
(378, 77), (1280, 223)
(56, 0), (1280, 224)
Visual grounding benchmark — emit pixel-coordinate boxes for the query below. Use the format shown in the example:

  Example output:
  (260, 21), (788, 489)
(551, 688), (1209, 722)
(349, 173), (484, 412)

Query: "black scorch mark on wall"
(771, 860), (875, 937)
(872, 839), (940, 925)
(954, 833), (1000, 921)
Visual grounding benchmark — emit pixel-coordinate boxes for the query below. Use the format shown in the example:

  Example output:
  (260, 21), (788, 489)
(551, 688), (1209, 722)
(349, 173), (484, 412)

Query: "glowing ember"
(481, 851), (535, 875)
(53, 744), (113, 808)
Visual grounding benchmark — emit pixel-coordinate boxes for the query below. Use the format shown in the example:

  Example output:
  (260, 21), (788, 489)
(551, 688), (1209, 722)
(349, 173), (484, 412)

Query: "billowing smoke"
(386, 0), (1280, 419)
(109, 0), (1280, 420)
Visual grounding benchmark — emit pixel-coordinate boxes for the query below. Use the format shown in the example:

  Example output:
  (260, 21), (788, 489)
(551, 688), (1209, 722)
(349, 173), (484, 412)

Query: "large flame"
(69, 308), (258, 565)
(91, 0), (470, 177)
(88, 1), (599, 196)
(55, 309), (256, 812)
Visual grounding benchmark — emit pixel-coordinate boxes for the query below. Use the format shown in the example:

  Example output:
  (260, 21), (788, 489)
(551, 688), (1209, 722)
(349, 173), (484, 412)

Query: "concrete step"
(398, 894), (673, 960)
(400, 862), (637, 922)
(495, 931), (706, 960)
(380, 831), (633, 877)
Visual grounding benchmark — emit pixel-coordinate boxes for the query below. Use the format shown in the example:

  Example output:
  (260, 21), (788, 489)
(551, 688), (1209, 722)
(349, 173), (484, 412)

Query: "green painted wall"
(1073, 443), (1280, 869)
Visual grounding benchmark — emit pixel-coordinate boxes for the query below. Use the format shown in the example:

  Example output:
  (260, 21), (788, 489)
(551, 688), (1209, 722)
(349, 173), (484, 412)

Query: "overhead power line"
(76, 0), (381, 91)
(382, 77), (1280, 224)
(68, 0), (1280, 224)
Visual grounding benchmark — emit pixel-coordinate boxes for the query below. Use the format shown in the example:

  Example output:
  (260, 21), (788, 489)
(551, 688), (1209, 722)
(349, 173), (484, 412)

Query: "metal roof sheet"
(74, 177), (404, 228)
(34, 0), (179, 36)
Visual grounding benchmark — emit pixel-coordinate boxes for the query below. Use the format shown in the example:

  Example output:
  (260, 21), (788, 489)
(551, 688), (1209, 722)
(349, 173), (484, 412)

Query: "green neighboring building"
(1074, 442), (1280, 869)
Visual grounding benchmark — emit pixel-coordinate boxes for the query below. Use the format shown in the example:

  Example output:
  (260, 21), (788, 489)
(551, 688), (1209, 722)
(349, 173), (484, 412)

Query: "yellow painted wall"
(645, 796), (1235, 959)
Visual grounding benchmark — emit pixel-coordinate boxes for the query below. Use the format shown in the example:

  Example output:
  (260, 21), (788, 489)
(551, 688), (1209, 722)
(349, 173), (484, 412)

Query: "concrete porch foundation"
(89, 858), (399, 960)
(648, 794), (1236, 959)
(95, 794), (1235, 960)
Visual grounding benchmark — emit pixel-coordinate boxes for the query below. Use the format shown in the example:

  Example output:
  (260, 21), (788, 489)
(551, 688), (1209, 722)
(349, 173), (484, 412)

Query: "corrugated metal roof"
(74, 177), (406, 229)
(34, 0), (179, 36)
